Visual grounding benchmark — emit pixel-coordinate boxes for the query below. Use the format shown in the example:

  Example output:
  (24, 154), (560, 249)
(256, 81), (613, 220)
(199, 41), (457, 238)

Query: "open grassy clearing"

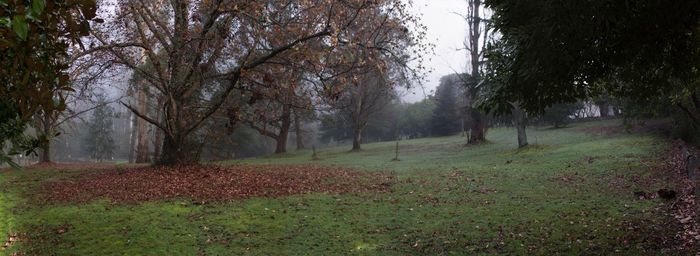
(0, 119), (691, 255)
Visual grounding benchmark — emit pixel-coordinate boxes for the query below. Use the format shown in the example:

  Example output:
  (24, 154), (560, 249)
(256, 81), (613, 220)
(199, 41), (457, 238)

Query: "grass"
(0, 119), (686, 255)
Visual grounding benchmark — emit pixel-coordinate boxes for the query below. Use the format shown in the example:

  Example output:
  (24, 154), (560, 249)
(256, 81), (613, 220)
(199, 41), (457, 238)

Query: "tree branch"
(120, 100), (169, 133)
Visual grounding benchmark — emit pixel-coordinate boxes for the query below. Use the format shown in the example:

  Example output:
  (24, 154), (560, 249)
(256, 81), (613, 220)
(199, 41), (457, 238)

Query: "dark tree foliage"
(431, 75), (463, 136)
(539, 103), (581, 128)
(83, 96), (115, 162)
(200, 122), (272, 161)
(397, 99), (435, 138)
(0, 0), (98, 166)
(483, 0), (700, 119)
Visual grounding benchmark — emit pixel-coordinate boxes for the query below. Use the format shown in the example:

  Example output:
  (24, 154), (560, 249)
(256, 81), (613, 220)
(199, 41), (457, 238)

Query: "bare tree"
(76, 0), (428, 164)
(343, 68), (395, 151)
(463, 0), (491, 144)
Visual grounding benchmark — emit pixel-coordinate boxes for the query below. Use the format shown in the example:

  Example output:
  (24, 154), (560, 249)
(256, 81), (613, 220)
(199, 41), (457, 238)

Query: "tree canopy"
(0, 0), (98, 166)
(482, 0), (700, 119)
(80, 0), (428, 164)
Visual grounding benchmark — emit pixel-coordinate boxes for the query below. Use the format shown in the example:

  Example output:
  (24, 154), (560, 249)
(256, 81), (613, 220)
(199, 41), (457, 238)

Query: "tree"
(482, 40), (530, 148)
(510, 102), (528, 148)
(483, 0), (700, 128)
(431, 74), (462, 136)
(398, 99), (435, 139)
(1, 0), (98, 166)
(462, 0), (492, 144)
(343, 68), (396, 151)
(129, 81), (150, 163)
(319, 96), (401, 145)
(239, 69), (312, 154)
(81, 0), (428, 164)
(540, 103), (580, 128)
(319, 111), (353, 144)
(33, 89), (113, 163)
(83, 95), (115, 162)
(293, 108), (313, 150)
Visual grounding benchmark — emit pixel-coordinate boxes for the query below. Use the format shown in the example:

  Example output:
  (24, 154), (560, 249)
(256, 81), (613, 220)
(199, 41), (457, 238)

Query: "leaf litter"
(38, 164), (394, 204)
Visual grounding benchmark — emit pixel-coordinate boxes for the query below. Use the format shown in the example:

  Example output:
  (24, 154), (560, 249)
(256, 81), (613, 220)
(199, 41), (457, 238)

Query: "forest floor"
(1, 119), (698, 255)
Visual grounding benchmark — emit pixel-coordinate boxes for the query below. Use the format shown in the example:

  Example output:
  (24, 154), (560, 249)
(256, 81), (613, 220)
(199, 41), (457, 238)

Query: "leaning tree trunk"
(512, 104), (528, 148)
(274, 105), (291, 154)
(294, 110), (305, 150)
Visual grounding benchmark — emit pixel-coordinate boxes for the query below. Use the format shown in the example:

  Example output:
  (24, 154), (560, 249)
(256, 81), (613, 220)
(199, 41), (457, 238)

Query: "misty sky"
(402, 0), (468, 103)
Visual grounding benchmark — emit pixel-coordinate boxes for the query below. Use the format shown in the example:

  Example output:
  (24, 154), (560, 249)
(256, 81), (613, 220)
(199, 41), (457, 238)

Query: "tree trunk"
(135, 86), (150, 163)
(512, 105), (528, 148)
(465, 0), (487, 145)
(275, 105), (291, 154)
(153, 100), (163, 162)
(39, 140), (51, 163)
(128, 112), (137, 163)
(352, 125), (363, 151)
(153, 127), (162, 162)
(468, 109), (486, 144)
(38, 117), (52, 163)
(159, 134), (200, 165)
(599, 102), (610, 118)
(294, 110), (304, 150)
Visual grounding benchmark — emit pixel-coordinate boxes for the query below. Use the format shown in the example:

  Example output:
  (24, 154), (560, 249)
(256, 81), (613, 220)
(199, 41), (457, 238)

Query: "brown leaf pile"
(38, 164), (393, 204)
(666, 141), (700, 250)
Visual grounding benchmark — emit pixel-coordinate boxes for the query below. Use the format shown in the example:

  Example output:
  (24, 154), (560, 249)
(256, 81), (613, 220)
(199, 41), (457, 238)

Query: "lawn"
(0, 119), (690, 255)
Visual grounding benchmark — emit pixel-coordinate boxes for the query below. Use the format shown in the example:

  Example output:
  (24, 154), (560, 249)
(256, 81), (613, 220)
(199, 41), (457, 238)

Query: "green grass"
(0, 119), (685, 255)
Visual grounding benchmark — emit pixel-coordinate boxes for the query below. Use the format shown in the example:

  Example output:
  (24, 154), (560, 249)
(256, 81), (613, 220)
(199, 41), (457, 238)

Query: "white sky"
(402, 0), (468, 103)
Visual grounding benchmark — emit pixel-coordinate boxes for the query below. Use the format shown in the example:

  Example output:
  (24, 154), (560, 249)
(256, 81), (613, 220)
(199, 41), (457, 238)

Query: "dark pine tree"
(431, 76), (462, 136)
(84, 95), (116, 162)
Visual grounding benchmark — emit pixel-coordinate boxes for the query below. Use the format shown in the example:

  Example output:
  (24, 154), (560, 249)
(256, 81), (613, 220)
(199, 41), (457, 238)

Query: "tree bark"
(274, 105), (291, 154)
(512, 105), (528, 148)
(351, 87), (364, 152)
(135, 86), (150, 163)
(465, 0), (487, 145)
(159, 134), (200, 165)
(153, 99), (163, 162)
(39, 140), (51, 163)
(352, 125), (363, 151)
(598, 102), (610, 118)
(38, 115), (52, 163)
(128, 112), (137, 163)
(294, 110), (305, 150)
(468, 109), (486, 144)
(153, 127), (162, 162)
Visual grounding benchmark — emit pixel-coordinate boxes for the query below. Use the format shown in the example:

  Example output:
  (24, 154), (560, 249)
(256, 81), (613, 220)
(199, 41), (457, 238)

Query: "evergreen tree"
(540, 103), (581, 128)
(398, 99), (436, 139)
(84, 96), (116, 162)
(431, 75), (463, 136)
